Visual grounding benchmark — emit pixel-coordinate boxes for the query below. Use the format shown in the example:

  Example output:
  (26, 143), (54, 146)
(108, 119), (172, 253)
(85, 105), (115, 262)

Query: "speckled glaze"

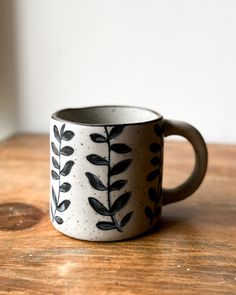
(49, 106), (208, 241)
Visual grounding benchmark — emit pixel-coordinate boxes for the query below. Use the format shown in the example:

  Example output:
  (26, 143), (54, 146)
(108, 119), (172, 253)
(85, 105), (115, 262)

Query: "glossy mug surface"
(50, 106), (207, 241)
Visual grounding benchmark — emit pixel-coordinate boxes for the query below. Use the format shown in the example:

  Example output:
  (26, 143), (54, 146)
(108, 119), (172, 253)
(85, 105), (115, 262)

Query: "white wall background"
(0, 0), (17, 141)
(5, 0), (236, 142)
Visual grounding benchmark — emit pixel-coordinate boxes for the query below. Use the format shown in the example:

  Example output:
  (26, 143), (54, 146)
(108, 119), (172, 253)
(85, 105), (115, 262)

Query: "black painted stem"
(52, 138), (61, 221)
(104, 126), (122, 232)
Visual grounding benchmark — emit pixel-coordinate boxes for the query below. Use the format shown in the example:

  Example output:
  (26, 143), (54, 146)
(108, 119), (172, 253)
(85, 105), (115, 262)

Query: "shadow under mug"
(50, 106), (208, 241)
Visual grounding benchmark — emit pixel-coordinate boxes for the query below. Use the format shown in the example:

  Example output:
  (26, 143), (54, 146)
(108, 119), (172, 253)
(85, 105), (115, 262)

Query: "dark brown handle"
(162, 120), (208, 205)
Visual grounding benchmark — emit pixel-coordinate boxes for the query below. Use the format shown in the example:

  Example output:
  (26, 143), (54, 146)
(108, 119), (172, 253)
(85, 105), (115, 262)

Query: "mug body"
(50, 106), (164, 241)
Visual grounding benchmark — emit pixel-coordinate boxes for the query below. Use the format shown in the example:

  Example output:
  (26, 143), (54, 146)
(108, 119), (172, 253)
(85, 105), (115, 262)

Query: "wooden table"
(0, 135), (235, 295)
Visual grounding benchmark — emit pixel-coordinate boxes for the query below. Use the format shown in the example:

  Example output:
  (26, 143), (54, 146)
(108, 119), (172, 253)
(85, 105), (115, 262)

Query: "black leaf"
(154, 206), (161, 217)
(60, 182), (71, 192)
(57, 200), (71, 212)
(51, 170), (59, 180)
(110, 143), (132, 154)
(60, 161), (74, 176)
(150, 156), (161, 166)
(51, 142), (59, 156)
(52, 156), (60, 169)
(145, 207), (153, 219)
(60, 146), (74, 156)
(50, 203), (53, 216)
(154, 124), (163, 137)
(88, 197), (111, 216)
(85, 172), (107, 191)
(53, 125), (61, 142)
(109, 125), (125, 139)
(146, 169), (160, 181)
(52, 186), (57, 206)
(60, 124), (66, 136)
(90, 133), (107, 143)
(120, 211), (133, 227)
(54, 216), (64, 224)
(96, 221), (115, 230)
(111, 192), (131, 214)
(86, 154), (108, 166)
(148, 187), (160, 203)
(109, 180), (128, 191)
(150, 143), (161, 153)
(110, 159), (132, 176)
(62, 131), (74, 141)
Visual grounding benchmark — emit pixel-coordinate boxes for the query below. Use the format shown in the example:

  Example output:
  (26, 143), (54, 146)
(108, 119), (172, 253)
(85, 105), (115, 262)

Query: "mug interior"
(52, 106), (161, 125)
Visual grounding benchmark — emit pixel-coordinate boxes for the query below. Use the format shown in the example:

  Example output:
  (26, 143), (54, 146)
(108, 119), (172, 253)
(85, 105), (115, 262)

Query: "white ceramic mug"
(50, 106), (207, 241)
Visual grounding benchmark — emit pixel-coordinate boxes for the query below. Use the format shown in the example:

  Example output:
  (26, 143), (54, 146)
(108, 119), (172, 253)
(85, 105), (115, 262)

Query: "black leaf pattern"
(61, 131), (74, 141)
(109, 180), (128, 191)
(57, 200), (71, 212)
(110, 159), (132, 176)
(120, 211), (133, 227)
(146, 169), (160, 181)
(96, 221), (116, 230)
(51, 124), (74, 225)
(88, 197), (111, 216)
(145, 124), (163, 225)
(60, 161), (74, 176)
(148, 187), (159, 203)
(150, 143), (161, 153)
(60, 146), (74, 156)
(86, 154), (109, 165)
(85, 172), (107, 191)
(60, 182), (71, 192)
(111, 192), (132, 215)
(52, 187), (58, 206)
(53, 125), (61, 142)
(110, 143), (132, 154)
(86, 125), (133, 232)
(52, 156), (60, 169)
(145, 207), (153, 220)
(54, 216), (64, 224)
(51, 142), (59, 156)
(108, 125), (125, 139)
(150, 156), (161, 166)
(90, 133), (107, 143)
(51, 170), (59, 180)
(60, 124), (66, 136)
(50, 203), (53, 217)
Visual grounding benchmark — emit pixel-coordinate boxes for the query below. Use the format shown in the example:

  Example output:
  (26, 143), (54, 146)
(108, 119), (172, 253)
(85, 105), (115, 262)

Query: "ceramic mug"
(50, 106), (207, 241)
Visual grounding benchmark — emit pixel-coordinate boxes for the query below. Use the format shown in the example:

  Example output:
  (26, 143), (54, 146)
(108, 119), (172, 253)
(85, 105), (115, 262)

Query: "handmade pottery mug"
(50, 106), (207, 241)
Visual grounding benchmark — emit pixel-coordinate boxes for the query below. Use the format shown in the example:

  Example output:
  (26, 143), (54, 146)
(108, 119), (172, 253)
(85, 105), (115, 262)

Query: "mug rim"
(51, 105), (163, 127)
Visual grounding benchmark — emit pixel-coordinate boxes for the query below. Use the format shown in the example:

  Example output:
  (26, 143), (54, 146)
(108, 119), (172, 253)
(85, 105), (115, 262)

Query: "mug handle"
(162, 120), (208, 205)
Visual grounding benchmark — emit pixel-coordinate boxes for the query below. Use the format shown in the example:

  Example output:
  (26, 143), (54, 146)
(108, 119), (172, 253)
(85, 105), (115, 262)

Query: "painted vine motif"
(85, 125), (133, 232)
(145, 124), (163, 225)
(50, 124), (75, 224)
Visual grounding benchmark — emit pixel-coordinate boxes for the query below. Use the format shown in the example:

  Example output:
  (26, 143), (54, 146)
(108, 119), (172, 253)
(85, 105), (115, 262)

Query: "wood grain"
(0, 135), (235, 295)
